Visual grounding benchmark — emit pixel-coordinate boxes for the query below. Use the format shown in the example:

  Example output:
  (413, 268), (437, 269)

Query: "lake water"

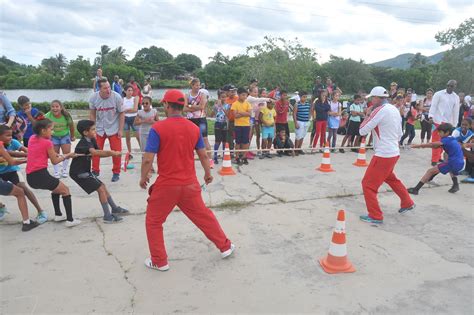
(1, 88), (219, 103)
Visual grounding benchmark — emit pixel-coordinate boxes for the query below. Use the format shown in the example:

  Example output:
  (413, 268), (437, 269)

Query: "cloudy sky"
(1, 0), (472, 66)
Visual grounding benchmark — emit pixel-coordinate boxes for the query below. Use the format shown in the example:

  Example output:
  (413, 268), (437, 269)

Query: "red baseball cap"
(161, 89), (185, 105)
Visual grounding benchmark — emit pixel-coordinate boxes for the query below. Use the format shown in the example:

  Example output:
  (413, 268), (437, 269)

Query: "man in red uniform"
(140, 89), (234, 271)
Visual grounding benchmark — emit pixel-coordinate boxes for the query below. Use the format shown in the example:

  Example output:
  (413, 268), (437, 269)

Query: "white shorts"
(295, 120), (309, 140)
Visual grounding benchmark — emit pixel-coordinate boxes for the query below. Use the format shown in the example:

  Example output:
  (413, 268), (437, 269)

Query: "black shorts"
(347, 120), (361, 136)
(27, 168), (60, 191)
(0, 171), (20, 185)
(71, 172), (103, 194)
(234, 126), (250, 144)
(215, 128), (227, 143)
(0, 178), (14, 196)
(189, 118), (208, 138)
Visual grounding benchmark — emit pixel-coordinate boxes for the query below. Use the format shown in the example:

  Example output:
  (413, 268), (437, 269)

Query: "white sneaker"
(54, 215), (67, 222)
(61, 170), (68, 178)
(221, 243), (235, 259)
(65, 219), (81, 227)
(144, 258), (169, 271)
(53, 172), (61, 179)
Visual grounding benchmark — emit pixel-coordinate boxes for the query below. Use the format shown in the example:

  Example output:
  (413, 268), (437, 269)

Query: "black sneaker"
(112, 207), (130, 216)
(299, 150), (305, 155)
(407, 187), (419, 195)
(92, 171), (100, 177)
(448, 185), (459, 193)
(265, 153), (272, 159)
(351, 148), (358, 153)
(242, 158), (249, 165)
(129, 154), (134, 160)
(235, 158), (242, 165)
(22, 220), (39, 232)
(399, 204), (415, 214)
(339, 148), (345, 153)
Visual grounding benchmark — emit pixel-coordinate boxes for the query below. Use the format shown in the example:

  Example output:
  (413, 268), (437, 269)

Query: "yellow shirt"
(231, 100), (252, 127)
(260, 106), (276, 126)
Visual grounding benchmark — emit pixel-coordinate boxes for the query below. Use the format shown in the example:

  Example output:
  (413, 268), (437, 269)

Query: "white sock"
(62, 158), (70, 172)
(53, 163), (60, 175)
(23, 219), (30, 224)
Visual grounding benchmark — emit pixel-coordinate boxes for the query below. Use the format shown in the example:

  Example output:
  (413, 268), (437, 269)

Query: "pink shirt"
(26, 135), (53, 174)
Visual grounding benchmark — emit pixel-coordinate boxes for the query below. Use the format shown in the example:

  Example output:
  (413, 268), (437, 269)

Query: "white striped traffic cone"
(317, 142), (334, 172)
(319, 210), (355, 274)
(218, 143), (236, 176)
(353, 138), (369, 167)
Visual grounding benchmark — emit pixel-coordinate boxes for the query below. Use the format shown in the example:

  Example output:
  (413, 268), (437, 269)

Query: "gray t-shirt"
(137, 108), (157, 135)
(89, 91), (124, 136)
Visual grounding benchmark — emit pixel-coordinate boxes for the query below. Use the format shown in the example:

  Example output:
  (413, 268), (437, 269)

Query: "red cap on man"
(161, 89), (185, 105)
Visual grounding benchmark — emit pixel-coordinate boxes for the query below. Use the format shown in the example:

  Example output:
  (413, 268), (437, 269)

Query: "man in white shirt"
(429, 80), (460, 165)
(358, 86), (415, 224)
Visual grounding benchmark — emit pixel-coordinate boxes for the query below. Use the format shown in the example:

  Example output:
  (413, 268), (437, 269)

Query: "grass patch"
(213, 199), (251, 210)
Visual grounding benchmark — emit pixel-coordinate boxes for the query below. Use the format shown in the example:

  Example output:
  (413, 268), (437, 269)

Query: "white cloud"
(0, 0), (472, 66)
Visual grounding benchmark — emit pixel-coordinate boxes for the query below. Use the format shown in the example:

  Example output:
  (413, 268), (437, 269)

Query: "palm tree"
(108, 46), (128, 64)
(95, 45), (111, 65)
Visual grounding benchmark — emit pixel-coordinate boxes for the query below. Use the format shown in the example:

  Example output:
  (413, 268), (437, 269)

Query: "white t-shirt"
(429, 89), (460, 125)
(123, 96), (137, 118)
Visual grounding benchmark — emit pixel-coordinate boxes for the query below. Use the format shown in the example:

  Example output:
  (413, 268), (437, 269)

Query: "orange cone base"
(317, 166), (335, 172)
(218, 168), (236, 176)
(353, 160), (369, 167)
(318, 256), (356, 274)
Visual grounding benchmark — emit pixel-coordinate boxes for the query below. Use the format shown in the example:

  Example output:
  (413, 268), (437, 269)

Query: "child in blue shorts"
(259, 101), (276, 159)
(408, 123), (464, 194)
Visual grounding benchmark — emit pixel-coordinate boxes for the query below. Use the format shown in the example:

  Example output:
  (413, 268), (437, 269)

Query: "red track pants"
(431, 123), (442, 163)
(312, 120), (327, 148)
(361, 156), (413, 220)
(146, 182), (231, 267)
(92, 133), (122, 174)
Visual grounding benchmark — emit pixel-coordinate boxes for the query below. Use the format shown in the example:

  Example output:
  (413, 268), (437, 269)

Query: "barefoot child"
(0, 137), (39, 231)
(45, 100), (75, 178)
(70, 120), (129, 223)
(26, 119), (80, 227)
(0, 125), (48, 224)
(408, 123), (464, 194)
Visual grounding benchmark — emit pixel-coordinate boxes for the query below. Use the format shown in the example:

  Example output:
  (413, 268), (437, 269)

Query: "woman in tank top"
(123, 84), (140, 159)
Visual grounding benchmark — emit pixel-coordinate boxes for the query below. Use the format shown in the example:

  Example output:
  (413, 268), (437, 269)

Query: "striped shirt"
(296, 102), (311, 122)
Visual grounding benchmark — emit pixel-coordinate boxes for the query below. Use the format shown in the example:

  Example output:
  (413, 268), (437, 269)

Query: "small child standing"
(400, 101), (422, 147)
(259, 101), (276, 159)
(293, 91), (311, 155)
(212, 91), (229, 164)
(135, 96), (159, 153)
(231, 88), (252, 165)
(274, 129), (295, 157)
(17, 96), (42, 147)
(312, 90), (330, 150)
(327, 91), (342, 152)
(70, 120), (129, 223)
(26, 119), (80, 227)
(0, 125), (48, 224)
(408, 123), (464, 194)
(45, 100), (75, 178)
(340, 94), (364, 153)
(275, 91), (290, 139)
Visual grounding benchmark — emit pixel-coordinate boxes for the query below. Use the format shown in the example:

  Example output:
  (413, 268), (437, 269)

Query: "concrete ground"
(1, 133), (473, 314)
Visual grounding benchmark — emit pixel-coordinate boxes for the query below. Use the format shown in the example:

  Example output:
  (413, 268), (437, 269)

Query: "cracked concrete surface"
(1, 136), (473, 313)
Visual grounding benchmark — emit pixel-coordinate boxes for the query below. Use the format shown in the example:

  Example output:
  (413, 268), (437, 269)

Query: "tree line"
(0, 18), (472, 95)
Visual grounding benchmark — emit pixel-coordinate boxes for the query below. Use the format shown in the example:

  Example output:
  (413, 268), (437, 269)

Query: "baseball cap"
(366, 86), (390, 98)
(161, 89), (185, 105)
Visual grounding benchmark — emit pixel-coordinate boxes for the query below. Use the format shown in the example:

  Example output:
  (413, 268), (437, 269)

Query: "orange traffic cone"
(319, 210), (356, 274)
(353, 138), (369, 167)
(218, 143), (236, 176)
(317, 142), (334, 172)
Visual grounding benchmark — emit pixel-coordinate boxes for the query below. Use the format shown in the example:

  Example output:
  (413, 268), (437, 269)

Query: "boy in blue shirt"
(17, 96), (42, 147)
(0, 125), (48, 224)
(408, 123), (464, 194)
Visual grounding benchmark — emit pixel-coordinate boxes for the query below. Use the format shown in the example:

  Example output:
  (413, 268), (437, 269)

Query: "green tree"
(175, 53), (202, 73)
(64, 56), (92, 88)
(95, 45), (111, 66)
(41, 53), (67, 77)
(409, 53), (428, 69)
(102, 63), (144, 85)
(322, 56), (376, 93)
(107, 46), (128, 64)
(433, 18), (473, 92)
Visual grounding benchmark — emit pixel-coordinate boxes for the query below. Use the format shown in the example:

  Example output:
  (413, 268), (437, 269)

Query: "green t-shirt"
(45, 112), (72, 137)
